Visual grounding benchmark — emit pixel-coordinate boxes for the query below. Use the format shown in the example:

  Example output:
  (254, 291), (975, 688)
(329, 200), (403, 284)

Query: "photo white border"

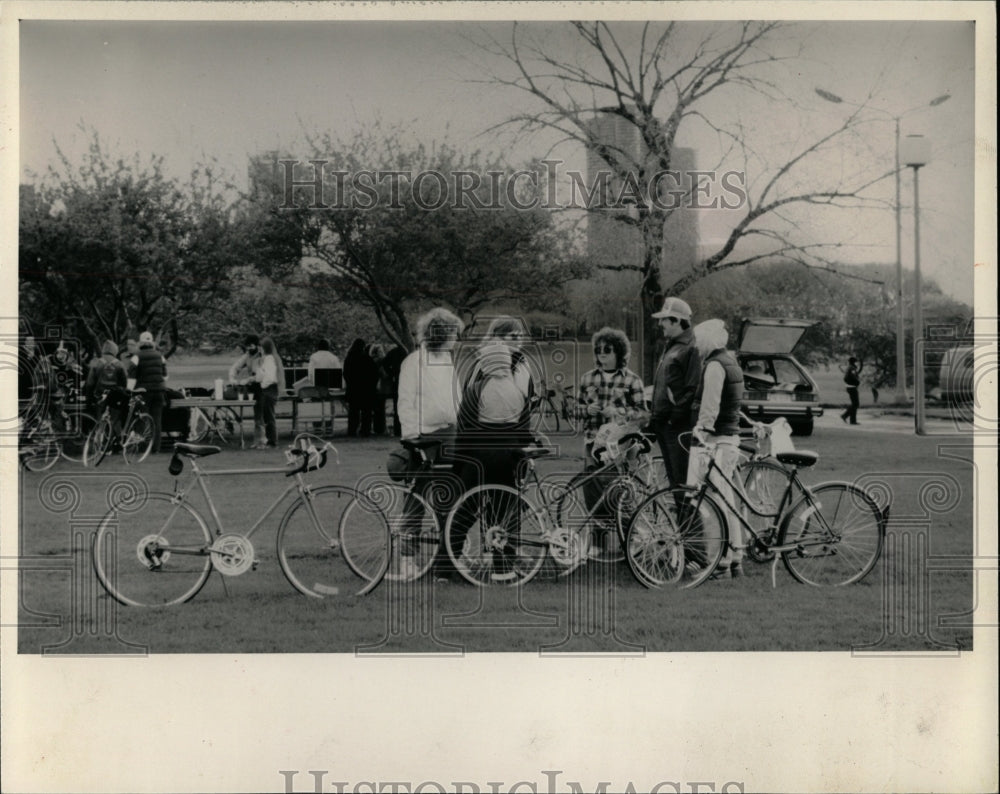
(1, 3), (996, 792)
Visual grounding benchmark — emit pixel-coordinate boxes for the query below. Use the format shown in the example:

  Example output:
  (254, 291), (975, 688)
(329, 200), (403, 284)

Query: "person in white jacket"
(394, 307), (464, 580)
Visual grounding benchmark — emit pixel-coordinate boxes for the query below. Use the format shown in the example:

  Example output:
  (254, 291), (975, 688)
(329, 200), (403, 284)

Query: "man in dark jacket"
(648, 297), (701, 488)
(135, 331), (168, 452)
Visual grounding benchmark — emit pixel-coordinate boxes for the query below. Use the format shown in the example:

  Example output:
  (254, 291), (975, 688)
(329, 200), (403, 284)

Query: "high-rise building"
(584, 110), (700, 286)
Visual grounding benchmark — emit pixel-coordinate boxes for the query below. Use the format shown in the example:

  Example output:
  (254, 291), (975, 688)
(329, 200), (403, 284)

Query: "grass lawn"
(15, 417), (977, 655)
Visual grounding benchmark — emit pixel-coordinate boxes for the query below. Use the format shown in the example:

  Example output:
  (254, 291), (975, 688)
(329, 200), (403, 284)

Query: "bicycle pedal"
(252, 559), (260, 571)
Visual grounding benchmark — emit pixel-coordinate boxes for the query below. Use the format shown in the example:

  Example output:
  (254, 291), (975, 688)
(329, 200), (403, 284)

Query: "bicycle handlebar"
(285, 433), (338, 476)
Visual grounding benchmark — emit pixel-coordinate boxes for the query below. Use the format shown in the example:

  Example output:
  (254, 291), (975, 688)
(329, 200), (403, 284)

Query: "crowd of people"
(225, 334), (408, 449)
(385, 298), (750, 583)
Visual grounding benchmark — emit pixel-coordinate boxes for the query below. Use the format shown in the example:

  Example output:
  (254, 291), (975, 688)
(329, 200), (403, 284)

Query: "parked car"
(937, 345), (974, 403)
(736, 318), (823, 436)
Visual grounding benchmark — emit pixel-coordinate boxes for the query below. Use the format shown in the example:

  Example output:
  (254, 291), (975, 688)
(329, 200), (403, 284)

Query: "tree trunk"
(639, 213), (666, 383)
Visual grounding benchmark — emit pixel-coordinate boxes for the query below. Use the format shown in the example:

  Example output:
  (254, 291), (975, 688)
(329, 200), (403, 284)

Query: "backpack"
(98, 358), (122, 389)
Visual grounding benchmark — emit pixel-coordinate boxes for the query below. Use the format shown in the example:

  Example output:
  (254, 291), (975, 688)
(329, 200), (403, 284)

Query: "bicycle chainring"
(210, 534), (256, 576)
(548, 529), (589, 568)
(747, 536), (776, 563)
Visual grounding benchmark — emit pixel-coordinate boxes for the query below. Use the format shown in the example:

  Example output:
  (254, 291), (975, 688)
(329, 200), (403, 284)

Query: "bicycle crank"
(547, 529), (589, 568)
(210, 534), (256, 576)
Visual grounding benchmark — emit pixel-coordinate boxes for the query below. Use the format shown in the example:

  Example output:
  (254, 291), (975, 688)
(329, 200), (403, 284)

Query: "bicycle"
(442, 432), (655, 586)
(91, 433), (391, 606)
(83, 388), (155, 467)
(624, 421), (888, 589)
(529, 380), (565, 434)
(188, 404), (243, 445)
(340, 437), (459, 583)
(18, 385), (96, 470)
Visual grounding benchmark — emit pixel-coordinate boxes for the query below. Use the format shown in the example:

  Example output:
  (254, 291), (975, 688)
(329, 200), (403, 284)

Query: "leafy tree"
(684, 260), (972, 395)
(249, 125), (589, 350)
(19, 133), (259, 356)
(184, 267), (384, 361)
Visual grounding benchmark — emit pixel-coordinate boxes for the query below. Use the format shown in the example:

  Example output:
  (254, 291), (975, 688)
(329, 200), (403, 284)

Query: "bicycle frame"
(517, 437), (651, 566)
(687, 444), (839, 585)
(167, 457), (319, 543)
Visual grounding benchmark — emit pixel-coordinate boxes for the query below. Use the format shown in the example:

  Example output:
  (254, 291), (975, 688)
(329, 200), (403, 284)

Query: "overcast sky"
(18, 17), (977, 302)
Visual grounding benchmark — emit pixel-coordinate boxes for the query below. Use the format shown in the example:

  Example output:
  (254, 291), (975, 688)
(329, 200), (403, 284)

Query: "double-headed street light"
(815, 88), (950, 405)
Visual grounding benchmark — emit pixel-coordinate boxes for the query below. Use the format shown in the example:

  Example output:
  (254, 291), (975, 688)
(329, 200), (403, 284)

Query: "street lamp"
(815, 88), (950, 404)
(900, 133), (931, 433)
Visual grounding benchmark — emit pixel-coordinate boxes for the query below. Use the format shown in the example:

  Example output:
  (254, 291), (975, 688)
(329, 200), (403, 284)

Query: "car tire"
(789, 419), (813, 437)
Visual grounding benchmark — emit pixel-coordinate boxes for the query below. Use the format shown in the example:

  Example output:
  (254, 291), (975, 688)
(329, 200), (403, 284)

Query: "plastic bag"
(758, 417), (795, 458)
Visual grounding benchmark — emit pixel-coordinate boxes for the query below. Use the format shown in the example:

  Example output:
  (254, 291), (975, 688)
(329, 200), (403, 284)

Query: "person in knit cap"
(85, 340), (129, 438)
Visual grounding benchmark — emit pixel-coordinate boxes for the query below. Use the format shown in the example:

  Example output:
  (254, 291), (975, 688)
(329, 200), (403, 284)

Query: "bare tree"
(475, 21), (888, 374)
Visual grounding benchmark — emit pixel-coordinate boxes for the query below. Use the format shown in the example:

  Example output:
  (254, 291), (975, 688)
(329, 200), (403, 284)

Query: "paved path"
(814, 408), (979, 435)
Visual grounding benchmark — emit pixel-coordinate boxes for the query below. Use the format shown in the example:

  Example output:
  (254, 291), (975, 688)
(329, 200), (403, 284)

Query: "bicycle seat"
(401, 438), (444, 453)
(520, 446), (553, 459)
(173, 442), (222, 458)
(775, 450), (818, 468)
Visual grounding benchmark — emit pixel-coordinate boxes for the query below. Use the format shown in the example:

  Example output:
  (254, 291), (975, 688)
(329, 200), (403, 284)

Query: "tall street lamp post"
(815, 89), (950, 405)
(901, 134), (931, 433)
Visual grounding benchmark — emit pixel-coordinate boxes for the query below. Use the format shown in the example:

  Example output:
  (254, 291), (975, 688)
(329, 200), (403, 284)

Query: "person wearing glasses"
(577, 327), (647, 556)
(649, 297), (701, 488)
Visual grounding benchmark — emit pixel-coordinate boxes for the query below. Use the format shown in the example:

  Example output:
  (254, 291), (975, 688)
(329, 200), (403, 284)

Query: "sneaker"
(730, 562), (745, 579)
(684, 560), (702, 577)
(709, 565), (732, 581)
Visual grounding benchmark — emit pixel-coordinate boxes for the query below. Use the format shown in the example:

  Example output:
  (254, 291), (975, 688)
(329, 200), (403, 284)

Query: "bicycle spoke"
(445, 485), (546, 586)
(780, 483), (884, 586)
(279, 485), (389, 597)
(92, 493), (213, 607)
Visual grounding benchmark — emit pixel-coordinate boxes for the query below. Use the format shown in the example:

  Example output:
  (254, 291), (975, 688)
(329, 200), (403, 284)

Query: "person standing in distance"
(840, 356), (861, 425)
(649, 297), (701, 488)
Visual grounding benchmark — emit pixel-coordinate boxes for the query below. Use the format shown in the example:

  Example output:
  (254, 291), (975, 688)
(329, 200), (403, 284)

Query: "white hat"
(138, 331), (155, 347)
(651, 297), (692, 320)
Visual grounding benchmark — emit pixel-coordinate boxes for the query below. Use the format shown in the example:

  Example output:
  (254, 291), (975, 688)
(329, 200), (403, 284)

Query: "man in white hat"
(649, 296), (701, 487)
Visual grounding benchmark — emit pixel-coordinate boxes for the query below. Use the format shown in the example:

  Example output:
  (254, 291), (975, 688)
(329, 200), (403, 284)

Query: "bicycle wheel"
(210, 407), (241, 444)
(123, 412), (155, 464)
(22, 435), (61, 471)
(739, 458), (800, 560)
(445, 485), (547, 586)
(187, 408), (211, 442)
(779, 483), (885, 586)
(343, 482), (441, 582)
(60, 412), (96, 465)
(92, 492), (213, 607)
(625, 487), (728, 589)
(83, 416), (113, 468)
(530, 397), (561, 435)
(278, 485), (388, 597)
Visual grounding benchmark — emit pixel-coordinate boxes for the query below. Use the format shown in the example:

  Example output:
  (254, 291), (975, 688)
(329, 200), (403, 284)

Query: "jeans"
(655, 422), (693, 488)
(143, 390), (165, 453)
(261, 384), (278, 446)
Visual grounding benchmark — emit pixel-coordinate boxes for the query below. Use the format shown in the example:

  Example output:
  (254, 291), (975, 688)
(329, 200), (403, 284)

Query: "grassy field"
(16, 419), (976, 655)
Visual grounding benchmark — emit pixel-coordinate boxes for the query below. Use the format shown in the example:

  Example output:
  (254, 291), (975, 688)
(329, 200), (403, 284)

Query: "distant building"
(584, 110), (700, 287)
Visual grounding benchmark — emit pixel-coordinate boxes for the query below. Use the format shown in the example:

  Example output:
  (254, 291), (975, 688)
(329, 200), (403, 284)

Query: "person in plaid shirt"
(578, 328), (647, 448)
(577, 327), (647, 556)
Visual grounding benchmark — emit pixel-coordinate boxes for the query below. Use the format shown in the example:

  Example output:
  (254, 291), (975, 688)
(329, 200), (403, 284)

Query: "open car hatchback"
(737, 317), (823, 436)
